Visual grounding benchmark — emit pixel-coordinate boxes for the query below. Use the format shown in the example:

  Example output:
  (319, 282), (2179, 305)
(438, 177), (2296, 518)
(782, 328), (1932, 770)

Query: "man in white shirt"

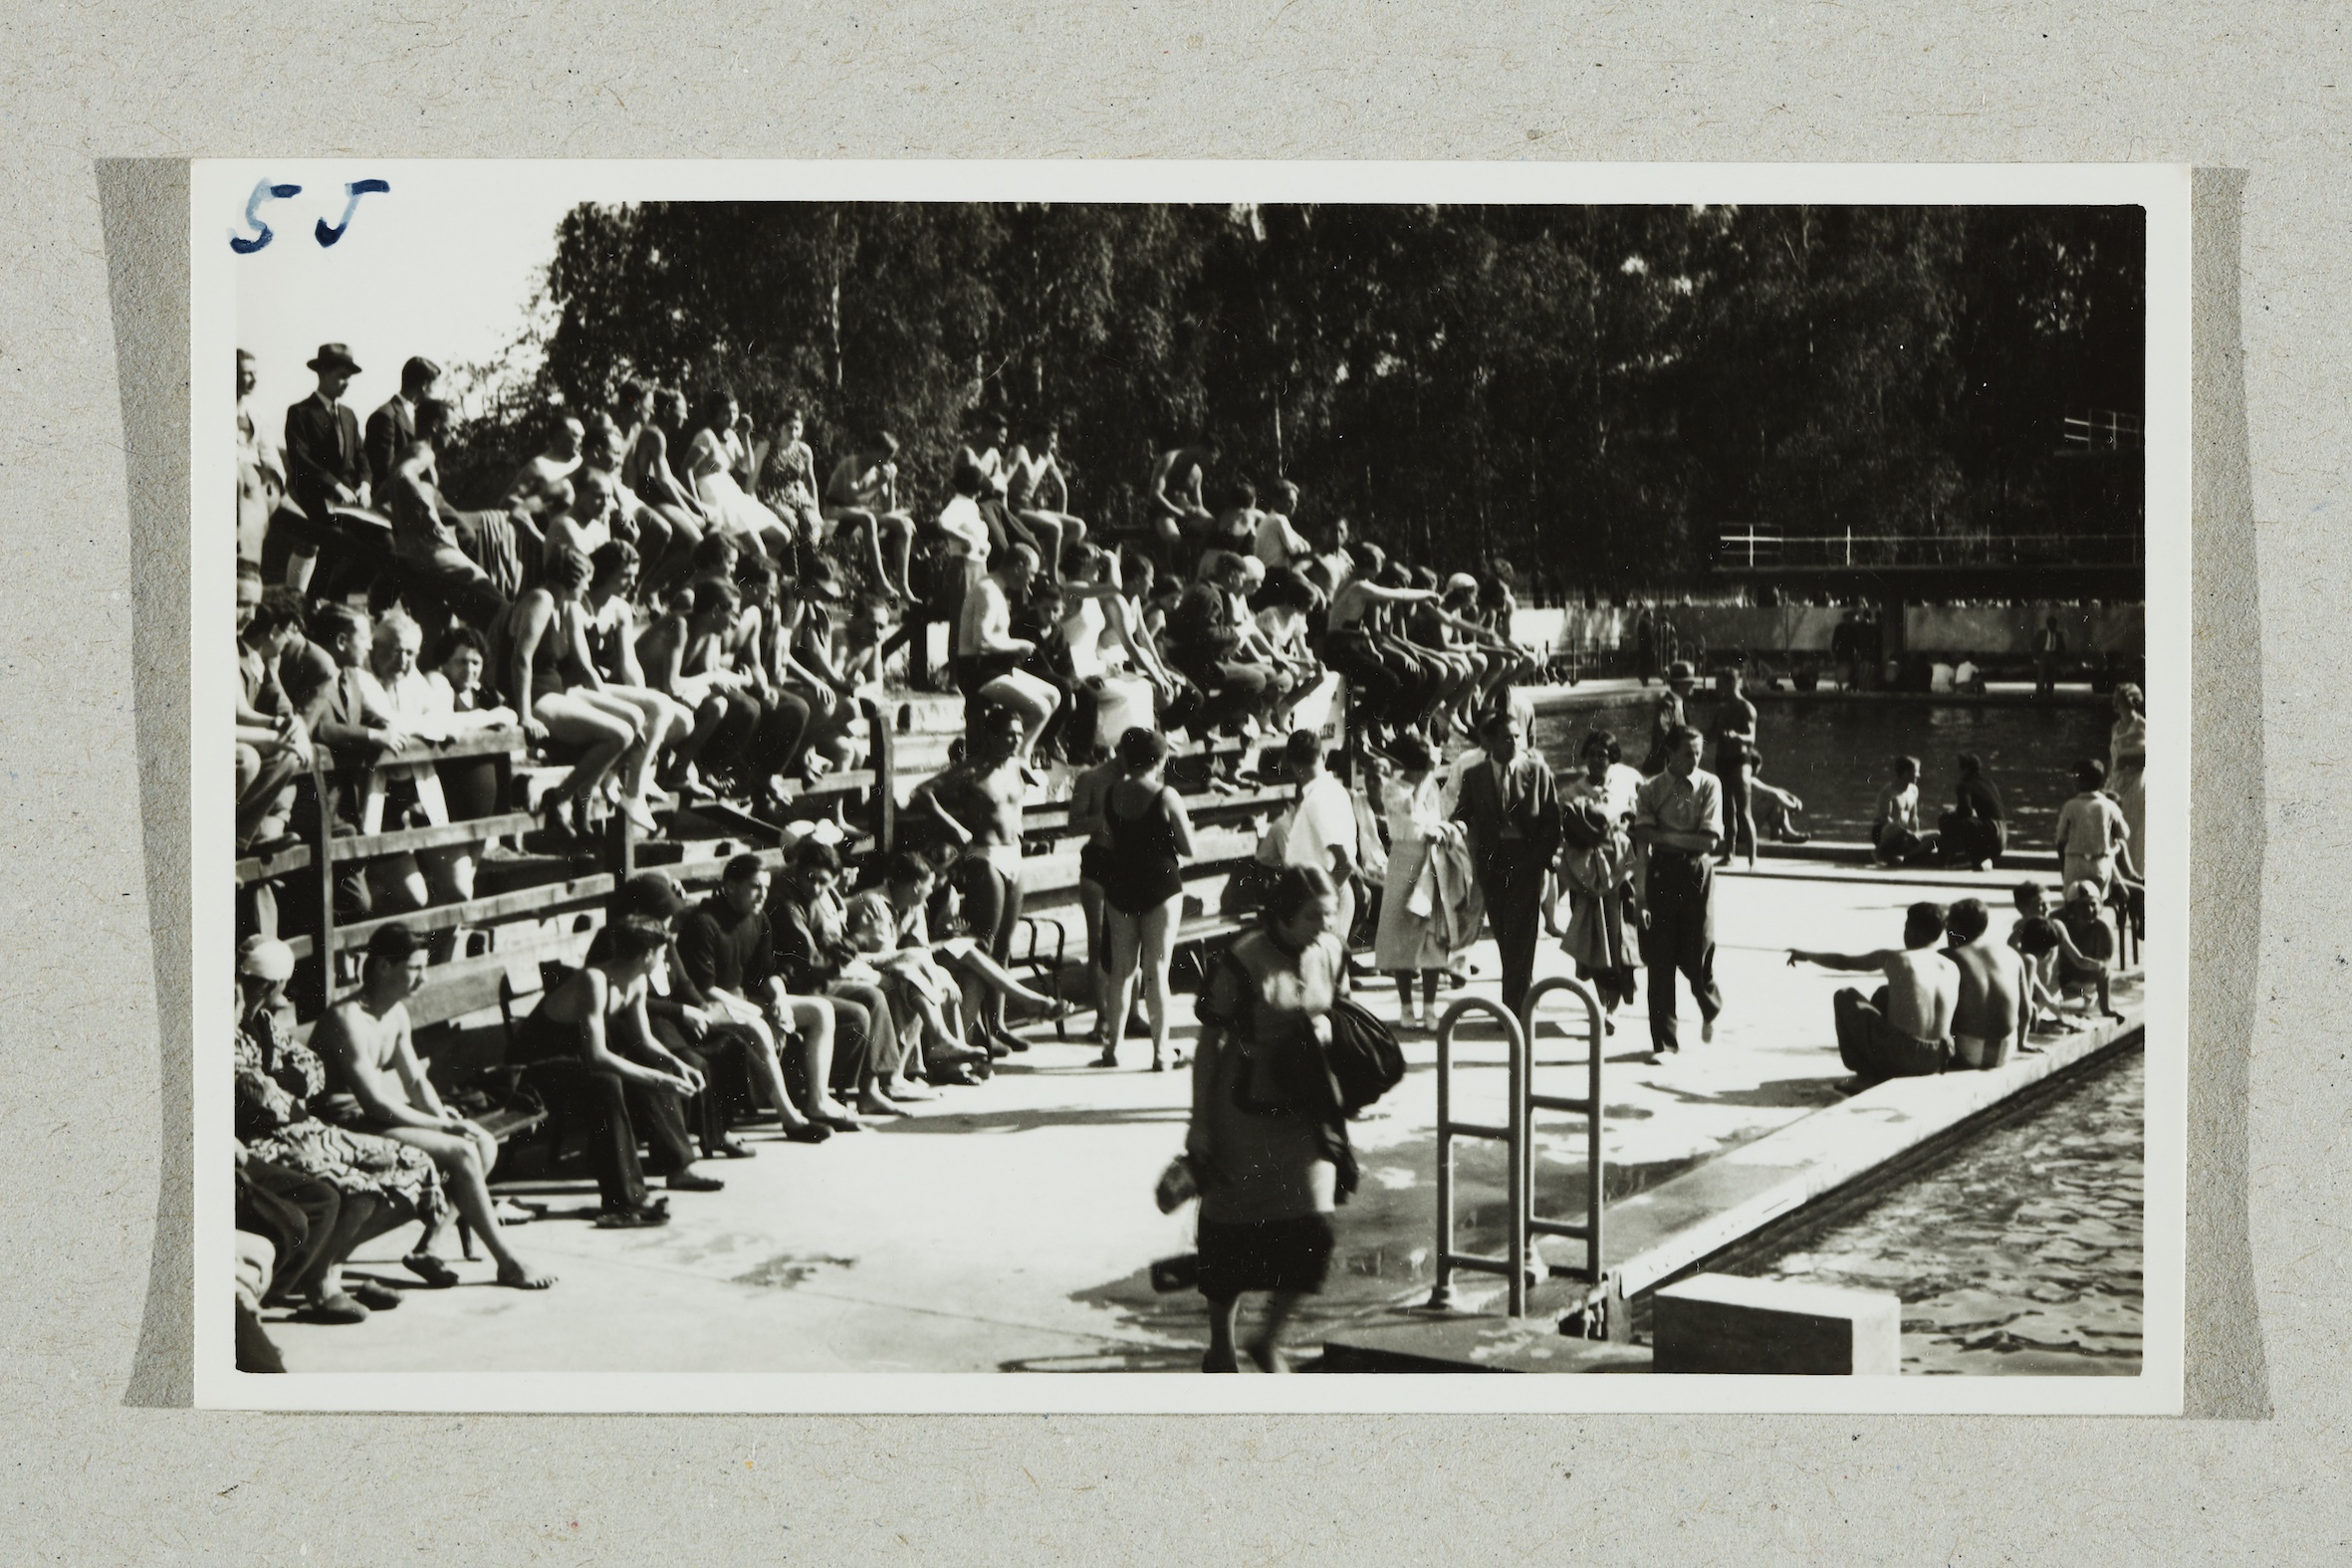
(1253, 479), (1312, 571)
(1634, 723), (1725, 1055)
(1281, 729), (1359, 950)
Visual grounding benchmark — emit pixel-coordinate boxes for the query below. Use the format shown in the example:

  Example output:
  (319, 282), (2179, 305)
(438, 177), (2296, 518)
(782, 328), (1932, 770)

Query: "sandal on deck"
(403, 1252), (460, 1289)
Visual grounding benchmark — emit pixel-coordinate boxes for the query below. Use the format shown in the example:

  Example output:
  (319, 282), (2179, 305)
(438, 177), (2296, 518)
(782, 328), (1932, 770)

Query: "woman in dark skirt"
(1187, 863), (1345, 1372)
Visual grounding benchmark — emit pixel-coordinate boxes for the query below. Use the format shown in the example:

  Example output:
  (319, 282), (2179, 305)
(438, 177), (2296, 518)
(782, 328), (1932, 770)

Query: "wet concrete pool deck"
(268, 852), (2142, 1377)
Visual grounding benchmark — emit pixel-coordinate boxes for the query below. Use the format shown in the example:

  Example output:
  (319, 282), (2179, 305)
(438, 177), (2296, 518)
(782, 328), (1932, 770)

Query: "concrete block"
(1652, 1273), (1900, 1375)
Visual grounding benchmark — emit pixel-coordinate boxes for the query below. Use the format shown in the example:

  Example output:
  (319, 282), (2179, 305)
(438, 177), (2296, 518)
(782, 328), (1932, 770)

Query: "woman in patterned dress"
(235, 938), (444, 1323)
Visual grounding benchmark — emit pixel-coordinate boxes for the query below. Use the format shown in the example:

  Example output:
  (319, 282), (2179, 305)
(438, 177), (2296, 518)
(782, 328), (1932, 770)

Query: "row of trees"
(454, 200), (2144, 592)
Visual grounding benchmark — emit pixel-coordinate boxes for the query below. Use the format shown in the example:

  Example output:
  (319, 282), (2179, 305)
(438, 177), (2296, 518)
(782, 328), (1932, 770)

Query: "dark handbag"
(1324, 994), (1406, 1116)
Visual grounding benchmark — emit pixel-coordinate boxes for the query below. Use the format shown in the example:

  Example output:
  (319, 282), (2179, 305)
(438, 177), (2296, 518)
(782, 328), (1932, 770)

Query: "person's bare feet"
(496, 1259), (557, 1289)
(857, 1086), (912, 1118)
(884, 1076), (937, 1102)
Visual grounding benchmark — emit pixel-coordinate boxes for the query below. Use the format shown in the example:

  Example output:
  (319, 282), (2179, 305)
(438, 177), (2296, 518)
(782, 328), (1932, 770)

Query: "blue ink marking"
(229, 181), (303, 255)
(315, 179), (391, 248)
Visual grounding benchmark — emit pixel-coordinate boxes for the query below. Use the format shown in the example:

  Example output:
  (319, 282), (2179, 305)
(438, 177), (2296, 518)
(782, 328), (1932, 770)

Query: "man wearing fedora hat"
(282, 342), (368, 592)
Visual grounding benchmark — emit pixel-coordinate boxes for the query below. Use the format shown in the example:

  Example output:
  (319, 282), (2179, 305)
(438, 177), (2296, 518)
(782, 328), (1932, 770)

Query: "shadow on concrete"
(1646, 1075), (1849, 1112)
(877, 1103), (1192, 1136)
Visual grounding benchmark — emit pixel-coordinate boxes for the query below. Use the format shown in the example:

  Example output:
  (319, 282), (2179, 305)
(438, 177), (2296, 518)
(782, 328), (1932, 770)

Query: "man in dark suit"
(365, 355), (441, 499)
(1451, 707), (1563, 1015)
(281, 343), (367, 592)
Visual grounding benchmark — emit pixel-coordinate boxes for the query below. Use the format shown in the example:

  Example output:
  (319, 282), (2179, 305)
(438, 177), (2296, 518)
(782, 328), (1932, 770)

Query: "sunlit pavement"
(267, 859), (2137, 1375)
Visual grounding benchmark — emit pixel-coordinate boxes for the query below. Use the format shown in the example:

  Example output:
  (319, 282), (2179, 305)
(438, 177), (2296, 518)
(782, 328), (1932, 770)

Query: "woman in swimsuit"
(495, 547), (646, 840)
(2109, 682), (2148, 877)
(1089, 727), (1198, 1071)
(583, 541), (694, 811)
(683, 390), (792, 560)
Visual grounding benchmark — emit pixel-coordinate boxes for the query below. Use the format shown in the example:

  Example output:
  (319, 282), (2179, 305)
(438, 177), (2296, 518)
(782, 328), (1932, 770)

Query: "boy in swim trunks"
(1789, 901), (1960, 1087)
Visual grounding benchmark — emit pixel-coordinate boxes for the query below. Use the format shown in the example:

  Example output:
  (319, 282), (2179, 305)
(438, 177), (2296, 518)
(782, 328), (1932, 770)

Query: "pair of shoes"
(1088, 1051), (1119, 1069)
(779, 1122), (833, 1144)
(594, 1203), (670, 1230)
(666, 1171), (725, 1193)
(346, 1279), (402, 1311)
(706, 1137), (757, 1159)
(992, 1028), (1032, 1054)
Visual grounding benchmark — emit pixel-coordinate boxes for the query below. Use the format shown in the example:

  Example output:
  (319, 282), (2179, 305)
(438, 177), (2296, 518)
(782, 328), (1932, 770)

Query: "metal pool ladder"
(1423, 979), (1607, 1319)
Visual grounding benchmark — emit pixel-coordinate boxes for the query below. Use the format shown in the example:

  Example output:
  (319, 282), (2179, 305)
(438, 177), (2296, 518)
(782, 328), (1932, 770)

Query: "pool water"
(1741, 1049), (2144, 1375)
(1533, 697), (2117, 847)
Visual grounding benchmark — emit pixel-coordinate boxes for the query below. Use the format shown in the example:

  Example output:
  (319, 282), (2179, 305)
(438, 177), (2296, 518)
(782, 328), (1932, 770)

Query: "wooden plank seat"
(236, 840), (314, 886)
(332, 874), (615, 953)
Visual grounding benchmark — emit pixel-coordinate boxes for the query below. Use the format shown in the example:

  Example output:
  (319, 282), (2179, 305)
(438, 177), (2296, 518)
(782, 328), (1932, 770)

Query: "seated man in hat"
(1788, 902), (1962, 1087)
(280, 342), (369, 592)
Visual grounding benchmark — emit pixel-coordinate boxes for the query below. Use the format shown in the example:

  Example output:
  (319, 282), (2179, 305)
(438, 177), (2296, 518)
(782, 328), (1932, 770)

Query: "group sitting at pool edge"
(1789, 881), (2129, 1091)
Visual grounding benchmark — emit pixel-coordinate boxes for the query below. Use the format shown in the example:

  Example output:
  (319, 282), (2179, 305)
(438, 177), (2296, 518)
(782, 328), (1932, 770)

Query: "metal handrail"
(1425, 997), (1533, 1317)
(1518, 977), (1606, 1290)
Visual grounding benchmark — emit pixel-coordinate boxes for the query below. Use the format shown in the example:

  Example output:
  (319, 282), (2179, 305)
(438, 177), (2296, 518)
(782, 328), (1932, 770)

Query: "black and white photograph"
(194, 161), (2187, 1412)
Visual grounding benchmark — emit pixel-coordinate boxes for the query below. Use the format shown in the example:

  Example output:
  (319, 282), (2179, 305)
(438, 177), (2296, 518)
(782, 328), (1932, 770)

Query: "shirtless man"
(1253, 478), (1312, 571)
(310, 923), (555, 1289)
(624, 387), (709, 584)
(1144, 438), (1220, 569)
(1007, 421), (1087, 582)
(505, 412), (587, 525)
(1940, 898), (2033, 1068)
(913, 712), (1038, 1054)
(823, 431), (917, 601)
(1789, 901), (1961, 1087)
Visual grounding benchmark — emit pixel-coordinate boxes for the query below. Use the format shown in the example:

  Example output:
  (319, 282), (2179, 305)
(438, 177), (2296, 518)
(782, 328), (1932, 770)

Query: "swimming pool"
(1740, 1047), (2144, 1375)
(1533, 696), (2118, 847)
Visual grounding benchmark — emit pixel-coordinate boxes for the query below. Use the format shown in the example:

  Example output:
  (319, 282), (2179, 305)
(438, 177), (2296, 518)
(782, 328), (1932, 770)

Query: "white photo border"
(190, 159), (2190, 1415)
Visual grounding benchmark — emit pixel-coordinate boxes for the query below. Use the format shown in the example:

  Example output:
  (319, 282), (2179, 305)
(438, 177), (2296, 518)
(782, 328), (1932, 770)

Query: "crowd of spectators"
(229, 341), (1544, 1369)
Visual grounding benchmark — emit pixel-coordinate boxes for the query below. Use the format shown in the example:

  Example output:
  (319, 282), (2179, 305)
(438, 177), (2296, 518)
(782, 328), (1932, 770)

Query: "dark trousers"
(1323, 628), (1404, 724)
(1178, 659), (1270, 734)
(1475, 848), (1551, 1016)
(1641, 851), (1722, 1050)
(628, 1034), (720, 1174)
(1719, 759), (1755, 861)
(648, 1026), (733, 1153)
(528, 1058), (650, 1212)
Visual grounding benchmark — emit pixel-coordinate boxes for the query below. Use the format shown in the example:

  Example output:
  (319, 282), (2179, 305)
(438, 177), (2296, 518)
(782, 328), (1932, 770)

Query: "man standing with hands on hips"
(1635, 723), (1725, 1057)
